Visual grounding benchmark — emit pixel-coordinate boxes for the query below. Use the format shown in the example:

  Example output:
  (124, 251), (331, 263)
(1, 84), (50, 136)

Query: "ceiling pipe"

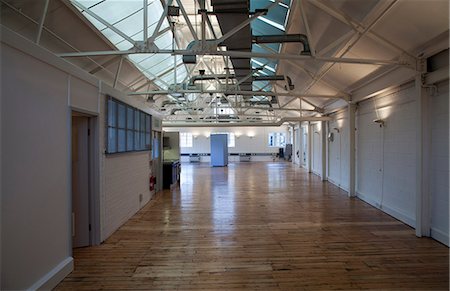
(162, 116), (332, 127)
(252, 34), (311, 55)
(183, 33), (311, 64)
(188, 74), (294, 89)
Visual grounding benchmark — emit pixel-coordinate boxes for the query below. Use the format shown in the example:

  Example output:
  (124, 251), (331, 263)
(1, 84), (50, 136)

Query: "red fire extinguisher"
(149, 176), (156, 191)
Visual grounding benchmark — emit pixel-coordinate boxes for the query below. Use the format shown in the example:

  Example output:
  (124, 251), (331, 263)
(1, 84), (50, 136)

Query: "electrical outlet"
(139, 193), (143, 203)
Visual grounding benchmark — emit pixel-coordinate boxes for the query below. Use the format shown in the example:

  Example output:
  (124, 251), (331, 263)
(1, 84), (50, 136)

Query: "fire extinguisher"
(149, 176), (156, 191)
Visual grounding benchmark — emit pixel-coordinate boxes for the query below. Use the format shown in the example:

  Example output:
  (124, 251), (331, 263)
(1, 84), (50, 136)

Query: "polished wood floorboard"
(56, 162), (449, 290)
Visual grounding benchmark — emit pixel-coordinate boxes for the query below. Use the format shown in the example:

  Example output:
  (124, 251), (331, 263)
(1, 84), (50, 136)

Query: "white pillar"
(348, 103), (356, 197)
(307, 122), (312, 173)
(321, 120), (327, 181)
(415, 60), (431, 237)
(298, 122), (302, 168)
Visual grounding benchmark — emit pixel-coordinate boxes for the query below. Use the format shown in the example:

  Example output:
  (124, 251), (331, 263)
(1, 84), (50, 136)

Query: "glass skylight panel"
(82, 13), (107, 31)
(135, 54), (173, 70)
(159, 65), (187, 85)
(110, 9), (146, 41)
(248, 0), (291, 86)
(251, 0), (288, 28)
(87, 1), (142, 25)
(100, 28), (128, 46)
(154, 31), (176, 50)
(71, 0), (188, 92)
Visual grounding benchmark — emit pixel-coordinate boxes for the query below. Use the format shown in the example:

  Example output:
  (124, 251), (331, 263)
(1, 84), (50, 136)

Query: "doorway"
(71, 113), (97, 248)
(152, 131), (163, 192)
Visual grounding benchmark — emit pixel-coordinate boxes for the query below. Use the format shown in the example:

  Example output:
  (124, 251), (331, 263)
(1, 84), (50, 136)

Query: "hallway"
(56, 162), (448, 290)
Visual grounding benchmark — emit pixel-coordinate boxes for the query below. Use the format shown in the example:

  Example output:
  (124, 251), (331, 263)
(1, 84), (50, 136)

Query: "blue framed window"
(107, 96), (151, 154)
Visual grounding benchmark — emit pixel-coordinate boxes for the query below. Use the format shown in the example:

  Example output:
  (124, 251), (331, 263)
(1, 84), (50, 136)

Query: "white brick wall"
(102, 152), (151, 240)
(99, 95), (153, 241)
(430, 80), (449, 245)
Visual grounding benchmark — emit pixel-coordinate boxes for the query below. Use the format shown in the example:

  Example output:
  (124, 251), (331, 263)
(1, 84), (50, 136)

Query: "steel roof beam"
(129, 89), (345, 99)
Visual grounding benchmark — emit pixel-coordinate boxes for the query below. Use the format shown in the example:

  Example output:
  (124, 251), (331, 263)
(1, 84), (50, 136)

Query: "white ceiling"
(1, 0), (448, 125)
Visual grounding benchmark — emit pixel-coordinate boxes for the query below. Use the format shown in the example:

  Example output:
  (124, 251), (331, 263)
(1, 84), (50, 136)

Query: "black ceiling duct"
(252, 34), (311, 55)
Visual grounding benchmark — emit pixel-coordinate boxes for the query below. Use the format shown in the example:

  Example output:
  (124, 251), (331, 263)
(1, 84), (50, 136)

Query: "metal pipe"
(129, 89), (344, 99)
(57, 49), (403, 66)
(188, 74), (293, 86)
(162, 116), (332, 127)
(143, 0), (148, 42)
(36, 0), (50, 44)
(252, 34), (311, 55)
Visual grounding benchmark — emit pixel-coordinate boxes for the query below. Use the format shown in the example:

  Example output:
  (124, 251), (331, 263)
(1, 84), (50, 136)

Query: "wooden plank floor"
(56, 162), (449, 290)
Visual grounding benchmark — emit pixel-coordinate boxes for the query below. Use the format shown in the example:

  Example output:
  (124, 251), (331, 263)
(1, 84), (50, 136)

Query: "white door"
(293, 128), (300, 165)
(72, 116), (90, 248)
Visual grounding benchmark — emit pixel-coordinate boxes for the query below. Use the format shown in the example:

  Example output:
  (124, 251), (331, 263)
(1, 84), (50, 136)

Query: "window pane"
(134, 130), (140, 150)
(127, 130), (134, 151)
(140, 112), (145, 132)
(134, 110), (140, 131)
(228, 133), (235, 147)
(268, 132), (286, 147)
(108, 127), (117, 153)
(107, 99), (116, 127)
(140, 131), (146, 149)
(118, 129), (126, 152)
(127, 107), (134, 129)
(180, 132), (193, 147)
(118, 103), (126, 128)
(145, 133), (151, 149)
(145, 114), (151, 133)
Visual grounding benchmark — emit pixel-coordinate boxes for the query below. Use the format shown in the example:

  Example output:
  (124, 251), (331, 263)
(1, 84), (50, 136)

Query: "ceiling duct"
(170, 108), (183, 115)
(188, 74), (294, 90)
(252, 34), (311, 55)
(211, 0), (252, 92)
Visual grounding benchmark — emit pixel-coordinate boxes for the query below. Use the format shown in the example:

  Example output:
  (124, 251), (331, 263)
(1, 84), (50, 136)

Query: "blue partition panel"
(210, 134), (228, 167)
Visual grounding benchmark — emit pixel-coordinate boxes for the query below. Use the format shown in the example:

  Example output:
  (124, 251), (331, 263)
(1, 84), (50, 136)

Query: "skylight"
(250, 0), (292, 91)
(71, 0), (186, 90)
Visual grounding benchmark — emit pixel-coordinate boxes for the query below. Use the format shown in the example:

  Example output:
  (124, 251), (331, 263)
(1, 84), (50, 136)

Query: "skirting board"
(431, 227), (450, 247)
(28, 257), (73, 290)
(327, 178), (349, 193)
(356, 192), (416, 228)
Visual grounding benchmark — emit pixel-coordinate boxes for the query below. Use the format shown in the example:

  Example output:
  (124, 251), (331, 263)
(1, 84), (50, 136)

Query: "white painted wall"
(1, 42), (72, 290)
(311, 122), (322, 175)
(164, 126), (289, 162)
(430, 80), (449, 245)
(327, 110), (350, 192)
(356, 84), (417, 227)
(1, 28), (162, 289)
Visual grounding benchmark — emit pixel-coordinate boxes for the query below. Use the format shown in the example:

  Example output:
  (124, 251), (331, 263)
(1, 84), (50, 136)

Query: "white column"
(307, 122), (312, 173)
(348, 103), (356, 197)
(415, 60), (431, 237)
(298, 122), (303, 168)
(321, 120), (327, 181)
